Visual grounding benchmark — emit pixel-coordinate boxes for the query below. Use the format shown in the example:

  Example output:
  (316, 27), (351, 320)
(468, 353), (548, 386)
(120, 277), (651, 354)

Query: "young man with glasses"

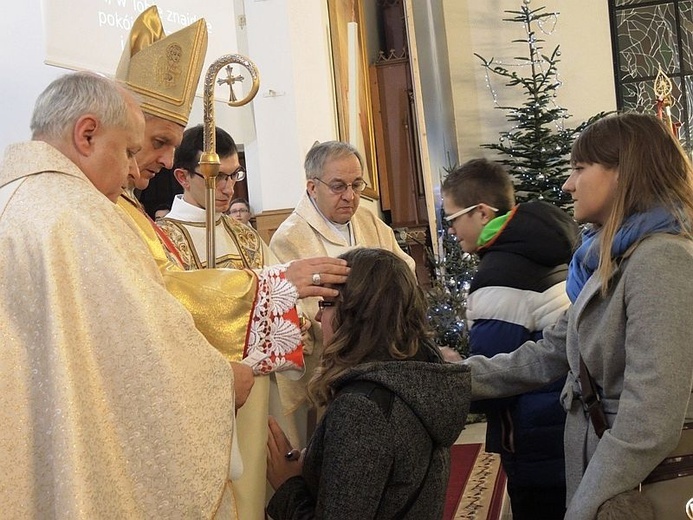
(269, 140), (415, 448)
(158, 123), (314, 520)
(157, 124), (266, 271)
(442, 158), (578, 520)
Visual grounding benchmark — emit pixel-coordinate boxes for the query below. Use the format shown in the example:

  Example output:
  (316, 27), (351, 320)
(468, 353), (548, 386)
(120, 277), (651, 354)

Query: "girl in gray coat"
(266, 248), (471, 519)
(465, 113), (693, 519)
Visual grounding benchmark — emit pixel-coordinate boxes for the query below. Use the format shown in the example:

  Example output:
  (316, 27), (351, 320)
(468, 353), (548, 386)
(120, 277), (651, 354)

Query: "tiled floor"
(456, 420), (487, 444)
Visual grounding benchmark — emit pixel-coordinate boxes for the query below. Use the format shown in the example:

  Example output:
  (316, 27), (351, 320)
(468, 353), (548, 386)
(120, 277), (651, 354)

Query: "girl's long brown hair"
(307, 248), (430, 406)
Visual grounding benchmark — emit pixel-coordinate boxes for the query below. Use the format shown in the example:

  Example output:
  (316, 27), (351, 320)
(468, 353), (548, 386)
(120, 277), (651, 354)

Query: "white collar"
(307, 195), (353, 246)
(167, 194), (223, 224)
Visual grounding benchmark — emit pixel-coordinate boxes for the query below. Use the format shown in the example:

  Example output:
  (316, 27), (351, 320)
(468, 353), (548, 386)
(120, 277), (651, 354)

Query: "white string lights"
(474, 0), (603, 210)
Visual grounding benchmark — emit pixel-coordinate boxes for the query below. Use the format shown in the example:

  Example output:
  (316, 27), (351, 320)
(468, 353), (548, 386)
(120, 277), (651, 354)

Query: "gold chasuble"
(119, 194), (304, 520)
(118, 193), (254, 363)
(113, 9), (303, 517)
(0, 141), (237, 518)
(157, 194), (304, 520)
(118, 193), (304, 373)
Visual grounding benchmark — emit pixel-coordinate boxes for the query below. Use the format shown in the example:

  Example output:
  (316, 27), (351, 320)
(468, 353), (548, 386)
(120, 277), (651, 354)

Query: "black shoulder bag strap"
(339, 381), (434, 519)
(579, 245), (640, 439)
(579, 354), (608, 438)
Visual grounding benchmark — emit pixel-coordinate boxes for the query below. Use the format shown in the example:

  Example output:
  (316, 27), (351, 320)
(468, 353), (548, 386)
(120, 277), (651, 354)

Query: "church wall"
(3, 0), (616, 219)
(1, 1), (255, 179)
(1, 2), (64, 152)
(442, 0), (617, 162)
(241, 0), (381, 217)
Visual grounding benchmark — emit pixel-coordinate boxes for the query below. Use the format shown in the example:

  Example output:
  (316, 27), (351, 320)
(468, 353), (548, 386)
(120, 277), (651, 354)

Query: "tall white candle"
(347, 21), (359, 147)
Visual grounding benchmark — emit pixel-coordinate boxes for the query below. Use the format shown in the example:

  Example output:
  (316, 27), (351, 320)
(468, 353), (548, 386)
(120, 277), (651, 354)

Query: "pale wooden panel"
(254, 208), (294, 245)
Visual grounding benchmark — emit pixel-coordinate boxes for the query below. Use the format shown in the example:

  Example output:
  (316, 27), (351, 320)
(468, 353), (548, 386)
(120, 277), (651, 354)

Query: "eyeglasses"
(228, 208), (250, 215)
(445, 204), (499, 224)
(313, 177), (366, 194)
(191, 166), (246, 184)
(317, 300), (336, 310)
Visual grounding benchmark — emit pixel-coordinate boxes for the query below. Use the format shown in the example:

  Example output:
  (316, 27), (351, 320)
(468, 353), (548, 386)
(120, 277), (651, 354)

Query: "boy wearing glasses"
(269, 140), (415, 446)
(228, 197), (253, 227)
(442, 158), (578, 520)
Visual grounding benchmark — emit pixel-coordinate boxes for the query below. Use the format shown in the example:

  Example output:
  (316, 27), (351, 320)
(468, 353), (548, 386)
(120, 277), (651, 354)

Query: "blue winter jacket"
(467, 200), (578, 487)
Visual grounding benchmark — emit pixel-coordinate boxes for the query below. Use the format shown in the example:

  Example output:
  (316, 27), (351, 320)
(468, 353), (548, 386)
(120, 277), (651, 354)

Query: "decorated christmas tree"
(426, 2), (607, 359)
(475, 1), (606, 212)
(426, 223), (482, 421)
(426, 212), (478, 358)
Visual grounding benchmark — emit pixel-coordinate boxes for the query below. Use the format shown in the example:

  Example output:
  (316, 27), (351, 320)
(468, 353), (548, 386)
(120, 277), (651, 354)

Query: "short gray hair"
(304, 140), (364, 180)
(31, 72), (132, 140)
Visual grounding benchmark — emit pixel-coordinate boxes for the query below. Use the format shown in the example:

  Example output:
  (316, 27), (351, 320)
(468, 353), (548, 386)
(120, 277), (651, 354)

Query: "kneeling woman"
(266, 248), (471, 519)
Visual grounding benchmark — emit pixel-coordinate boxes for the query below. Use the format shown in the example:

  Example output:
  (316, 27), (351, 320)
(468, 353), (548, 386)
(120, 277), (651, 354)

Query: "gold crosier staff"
(198, 55), (260, 267)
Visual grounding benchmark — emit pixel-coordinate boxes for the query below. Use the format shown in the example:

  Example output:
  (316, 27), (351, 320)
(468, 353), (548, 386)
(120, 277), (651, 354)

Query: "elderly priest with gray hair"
(0, 70), (244, 518)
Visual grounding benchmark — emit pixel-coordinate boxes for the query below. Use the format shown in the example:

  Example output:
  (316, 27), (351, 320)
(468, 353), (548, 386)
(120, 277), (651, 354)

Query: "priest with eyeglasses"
(269, 140), (415, 447)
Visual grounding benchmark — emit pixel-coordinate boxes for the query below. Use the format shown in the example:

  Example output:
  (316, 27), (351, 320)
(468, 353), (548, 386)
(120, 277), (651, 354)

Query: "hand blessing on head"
(285, 257), (349, 298)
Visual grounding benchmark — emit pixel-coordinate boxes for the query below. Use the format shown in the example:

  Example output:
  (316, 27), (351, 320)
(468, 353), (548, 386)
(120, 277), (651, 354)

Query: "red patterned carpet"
(444, 443), (507, 520)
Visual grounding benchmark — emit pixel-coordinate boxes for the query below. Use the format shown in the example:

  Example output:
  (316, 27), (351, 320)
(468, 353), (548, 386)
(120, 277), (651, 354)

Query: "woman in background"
(266, 247), (470, 519)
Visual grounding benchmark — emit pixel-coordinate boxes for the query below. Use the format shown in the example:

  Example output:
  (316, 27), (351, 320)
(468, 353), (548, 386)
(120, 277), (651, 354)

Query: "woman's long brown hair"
(307, 248), (430, 406)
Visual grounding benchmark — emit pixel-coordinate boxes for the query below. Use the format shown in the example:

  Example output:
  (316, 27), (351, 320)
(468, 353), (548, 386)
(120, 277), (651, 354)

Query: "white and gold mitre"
(116, 6), (208, 126)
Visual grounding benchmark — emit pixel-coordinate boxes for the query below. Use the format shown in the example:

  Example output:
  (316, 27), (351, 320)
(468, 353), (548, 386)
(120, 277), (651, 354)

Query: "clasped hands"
(266, 416), (304, 490)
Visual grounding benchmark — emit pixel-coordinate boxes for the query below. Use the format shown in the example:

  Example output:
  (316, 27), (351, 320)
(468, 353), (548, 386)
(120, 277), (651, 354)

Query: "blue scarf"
(566, 207), (680, 302)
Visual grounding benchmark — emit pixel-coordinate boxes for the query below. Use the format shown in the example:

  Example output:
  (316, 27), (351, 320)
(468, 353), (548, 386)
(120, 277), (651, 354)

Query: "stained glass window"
(610, 0), (692, 148)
